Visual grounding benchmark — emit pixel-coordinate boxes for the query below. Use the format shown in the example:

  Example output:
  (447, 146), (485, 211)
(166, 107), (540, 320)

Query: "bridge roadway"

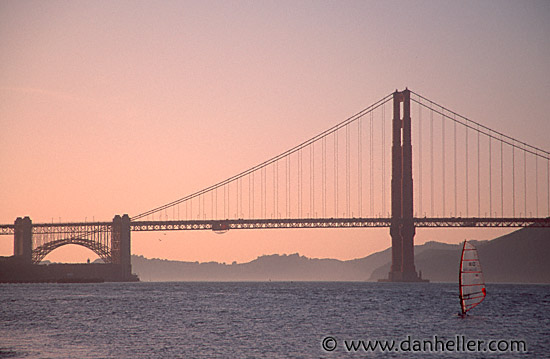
(1, 217), (549, 236)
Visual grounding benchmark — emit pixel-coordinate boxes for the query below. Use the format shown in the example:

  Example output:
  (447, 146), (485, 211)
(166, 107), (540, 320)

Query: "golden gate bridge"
(1, 89), (549, 281)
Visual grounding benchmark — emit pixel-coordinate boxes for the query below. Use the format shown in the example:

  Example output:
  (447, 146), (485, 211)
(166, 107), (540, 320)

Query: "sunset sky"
(1, 0), (549, 264)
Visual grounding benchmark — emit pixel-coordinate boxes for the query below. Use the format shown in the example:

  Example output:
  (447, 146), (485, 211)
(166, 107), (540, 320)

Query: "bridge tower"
(387, 89), (426, 282)
(14, 216), (32, 264)
(111, 214), (132, 280)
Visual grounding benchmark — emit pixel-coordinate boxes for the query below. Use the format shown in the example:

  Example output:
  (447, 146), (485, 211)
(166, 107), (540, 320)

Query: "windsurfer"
(458, 240), (486, 318)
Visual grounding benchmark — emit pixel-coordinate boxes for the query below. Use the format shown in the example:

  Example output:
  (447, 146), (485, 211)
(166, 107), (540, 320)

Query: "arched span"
(32, 236), (111, 264)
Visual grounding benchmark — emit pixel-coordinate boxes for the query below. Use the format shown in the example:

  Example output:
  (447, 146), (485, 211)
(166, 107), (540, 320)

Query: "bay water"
(1, 282), (548, 358)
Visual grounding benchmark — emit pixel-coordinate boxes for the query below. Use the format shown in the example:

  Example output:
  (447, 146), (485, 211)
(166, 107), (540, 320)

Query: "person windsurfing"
(458, 240), (486, 317)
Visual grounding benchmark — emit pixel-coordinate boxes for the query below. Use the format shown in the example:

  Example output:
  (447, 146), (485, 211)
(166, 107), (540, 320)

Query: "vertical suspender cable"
(442, 110), (446, 216)
(296, 150), (301, 218)
(454, 115), (457, 216)
(323, 136), (326, 217)
(261, 167), (265, 218)
(512, 142), (515, 217)
(465, 121), (469, 217)
(325, 136), (327, 217)
(229, 183), (232, 219)
(291, 156), (294, 218)
(477, 126), (481, 217)
(274, 158), (278, 218)
(418, 99), (422, 216)
(334, 131), (338, 217)
(369, 110), (374, 217)
(251, 172), (254, 218)
(523, 151), (536, 217)
(358, 118), (362, 217)
(346, 124), (350, 216)
(430, 107), (434, 216)
(535, 153), (538, 217)
(501, 139), (504, 217)
(350, 123), (353, 216)
(286, 156), (289, 218)
(382, 103), (388, 216)
(227, 182), (230, 218)
(240, 176), (242, 217)
(382, 103), (386, 216)
(301, 150), (304, 217)
(489, 132), (493, 217)
(274, 162), (277, 218)
(264, 166), (267, 219)
(311, 144), (314, 218)
(298, 151), (302, 217)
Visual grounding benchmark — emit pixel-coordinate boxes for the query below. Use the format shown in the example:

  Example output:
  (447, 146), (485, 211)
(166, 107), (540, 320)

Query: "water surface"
(1, 282), (548, 358)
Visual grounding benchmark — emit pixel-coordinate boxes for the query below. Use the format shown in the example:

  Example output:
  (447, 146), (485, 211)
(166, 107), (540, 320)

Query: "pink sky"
(1, 1), (549, 263)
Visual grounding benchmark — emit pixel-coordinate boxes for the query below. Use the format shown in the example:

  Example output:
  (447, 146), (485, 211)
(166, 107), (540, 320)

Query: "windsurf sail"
(459, 240), (486, 315)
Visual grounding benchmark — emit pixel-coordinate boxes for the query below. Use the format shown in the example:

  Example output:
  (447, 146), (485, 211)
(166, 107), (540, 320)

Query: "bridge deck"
(129, 217), (550, 231)
(2, 217), (548, 235)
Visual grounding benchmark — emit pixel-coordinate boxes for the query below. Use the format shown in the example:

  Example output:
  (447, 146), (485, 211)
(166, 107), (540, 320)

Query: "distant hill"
(131, 253), (375, 282)
(132, 226), (550, 283)
(369, 226), (550, 283)
(369, 241), (462, 282)
(476, 226), (550, 283)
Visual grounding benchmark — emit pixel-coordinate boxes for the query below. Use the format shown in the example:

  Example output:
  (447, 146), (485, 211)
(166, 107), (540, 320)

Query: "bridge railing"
(129, 217), (550, 232)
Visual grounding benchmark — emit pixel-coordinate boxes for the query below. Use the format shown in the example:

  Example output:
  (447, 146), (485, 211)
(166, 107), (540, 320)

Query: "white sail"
(459, 240), (486, 315)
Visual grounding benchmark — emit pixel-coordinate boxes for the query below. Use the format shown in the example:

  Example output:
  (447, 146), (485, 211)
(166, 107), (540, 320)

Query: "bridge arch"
(32, 237), (111, 264)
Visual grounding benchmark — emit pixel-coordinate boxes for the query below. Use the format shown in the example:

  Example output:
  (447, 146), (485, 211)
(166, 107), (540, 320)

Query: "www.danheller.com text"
(321, 335), (527, 353)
